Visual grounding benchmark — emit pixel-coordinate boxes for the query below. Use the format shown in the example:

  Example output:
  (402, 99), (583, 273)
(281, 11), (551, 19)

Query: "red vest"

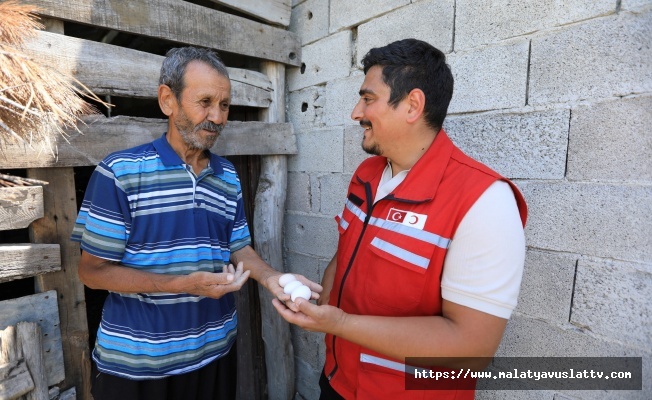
(325, 130), (527, 399)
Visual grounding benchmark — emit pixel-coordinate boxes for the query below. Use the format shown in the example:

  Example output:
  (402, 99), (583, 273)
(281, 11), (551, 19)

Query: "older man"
(72, 47), (320, 400)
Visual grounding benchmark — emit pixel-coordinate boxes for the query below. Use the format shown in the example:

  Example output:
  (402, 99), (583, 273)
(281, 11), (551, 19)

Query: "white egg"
(283, 280), (303, 294)
(278, 273), (297, 287)
(291, 285), (311, 302)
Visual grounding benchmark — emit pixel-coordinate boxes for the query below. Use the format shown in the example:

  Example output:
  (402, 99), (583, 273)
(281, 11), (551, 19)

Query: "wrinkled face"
(351, 66), (404, 156)
(172, 61), (231, 150)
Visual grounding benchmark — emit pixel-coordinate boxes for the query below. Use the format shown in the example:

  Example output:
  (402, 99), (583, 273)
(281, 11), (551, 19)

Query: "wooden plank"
(0, 244), (61, 284)
(26, 0), (301, 66)
(212, 0), (291, 27)
(0, 116), (296, 168)
(21, 30), (273, 107)
(27, 169), (90, 398)
(16, 322), (49, 400)
(0, 327), (20, 364)
(255, 62), (294, 400)
(0, 291), (65, 387)
(0, 359), (35, 400)
(0, 187), (44, 231)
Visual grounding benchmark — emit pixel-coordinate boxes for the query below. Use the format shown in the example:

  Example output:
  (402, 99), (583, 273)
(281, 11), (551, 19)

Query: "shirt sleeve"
(70, 161), (130, 262)
(228, 182), (252, 253)
(440, 181), (526, 319)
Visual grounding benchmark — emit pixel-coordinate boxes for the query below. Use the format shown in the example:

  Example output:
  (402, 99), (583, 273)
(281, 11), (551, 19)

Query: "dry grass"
(0, 1), (107, 157)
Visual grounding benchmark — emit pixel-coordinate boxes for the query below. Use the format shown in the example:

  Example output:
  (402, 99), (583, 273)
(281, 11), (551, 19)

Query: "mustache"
(194, 121), (225, 134)
(360, 120), (372, 129)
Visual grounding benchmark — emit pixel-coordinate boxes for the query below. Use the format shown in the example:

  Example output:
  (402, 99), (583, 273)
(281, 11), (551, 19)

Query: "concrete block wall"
(286, 1), (652, 399)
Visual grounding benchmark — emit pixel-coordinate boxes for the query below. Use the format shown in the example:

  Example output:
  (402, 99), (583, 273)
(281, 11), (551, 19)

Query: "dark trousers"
(91, 349), (237, 400)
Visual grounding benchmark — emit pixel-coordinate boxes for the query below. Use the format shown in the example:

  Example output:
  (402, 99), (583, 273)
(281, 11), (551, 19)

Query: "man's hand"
(78, 251), (250, 297)
(264, 273), (323, 312)
(272, 297), (346, 334)
(178, 261), (250, 299)
(231, 245), (323, 308)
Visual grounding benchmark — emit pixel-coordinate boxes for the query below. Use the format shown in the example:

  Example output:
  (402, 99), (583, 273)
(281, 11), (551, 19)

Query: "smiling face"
(351, 65), (408, 157)
(166, 60), (231, 151)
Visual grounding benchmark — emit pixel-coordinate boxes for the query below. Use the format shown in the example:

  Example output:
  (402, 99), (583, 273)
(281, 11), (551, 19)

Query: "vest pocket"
(365, 230), (435, 313)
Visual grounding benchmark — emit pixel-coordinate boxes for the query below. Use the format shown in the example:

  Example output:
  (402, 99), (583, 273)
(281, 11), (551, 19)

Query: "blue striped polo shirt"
(71, 133), (251, 379)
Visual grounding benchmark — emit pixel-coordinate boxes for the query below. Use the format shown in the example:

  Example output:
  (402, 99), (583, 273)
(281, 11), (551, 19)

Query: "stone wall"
(286, 1), (651, 399)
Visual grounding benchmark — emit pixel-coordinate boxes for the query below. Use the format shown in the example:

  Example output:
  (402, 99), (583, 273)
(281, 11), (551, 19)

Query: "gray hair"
(159, 47), (230, 99)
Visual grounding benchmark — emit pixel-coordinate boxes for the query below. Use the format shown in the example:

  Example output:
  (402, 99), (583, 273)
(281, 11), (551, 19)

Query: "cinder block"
(323, 73), (365, 127)
(287, 172), (312, 212)
(568, 95), (652, 183)
(455, 0), (615, 50)
(448, 39), (529, 113)
(444, 109), (569, 179)
(497, 316), (652, 399)
(329, 0), (409, 33)
(344, 125), (372, 174)
(571, 257), (652, 349)
(308, 174), (321, 213)
(498, 315), (645, 357)
(519, 181), (652, 263)
(290, 324), (325, 365)
(529, 10), (652, 105)
(284, 212), (339, 258)
(293, 350), (323, 400)
(516, 250), (577, 324)
(288, 127), (344, 173)
(284, 250), (332, 285)
(290, 0), (329, 45)
(288, 31), (352, 92)
(318, 173), (352, 217)
(622, 0), (652, 11)
(356, 0), (454, 66)
(288, 86), (326, 131)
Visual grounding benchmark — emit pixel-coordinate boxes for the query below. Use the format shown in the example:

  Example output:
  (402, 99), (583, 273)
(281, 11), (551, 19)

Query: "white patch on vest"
(387, 208), (427, 230)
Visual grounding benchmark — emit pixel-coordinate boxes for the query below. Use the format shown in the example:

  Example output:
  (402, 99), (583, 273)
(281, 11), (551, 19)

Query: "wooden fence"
(0, 1), (299, 399)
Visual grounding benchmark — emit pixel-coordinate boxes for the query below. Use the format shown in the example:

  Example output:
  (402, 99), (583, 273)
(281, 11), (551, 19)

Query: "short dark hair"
(159, 47), (229, 100)
(361, 39), (454, 130)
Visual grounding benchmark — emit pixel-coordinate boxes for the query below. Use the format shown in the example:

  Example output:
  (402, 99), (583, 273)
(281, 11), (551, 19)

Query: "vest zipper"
(325, 181), (433, 381)
(327, 179), (374, 381)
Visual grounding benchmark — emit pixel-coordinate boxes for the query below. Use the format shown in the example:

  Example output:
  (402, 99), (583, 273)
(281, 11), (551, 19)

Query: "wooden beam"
(22, 19), (91, 400)
(16, 322), (49, 400)
(0, 116), (296, 168)
(0, 244), (61, 284)
(22, 30), (273, 107)
(0, 291), (65, 387)
(212, 0), (291, 27)
(255, 62), (294, 400)
(26, 0), (301, 66)
(27, 167), (90, 397)
(0, 187), (44, 231)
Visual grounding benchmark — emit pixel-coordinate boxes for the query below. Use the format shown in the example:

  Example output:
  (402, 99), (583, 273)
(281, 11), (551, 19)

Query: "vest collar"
(355, 129), (455, 202)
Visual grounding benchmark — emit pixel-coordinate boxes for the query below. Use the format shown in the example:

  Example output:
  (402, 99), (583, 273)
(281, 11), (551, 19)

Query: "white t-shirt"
(375, 163), (525, 319)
